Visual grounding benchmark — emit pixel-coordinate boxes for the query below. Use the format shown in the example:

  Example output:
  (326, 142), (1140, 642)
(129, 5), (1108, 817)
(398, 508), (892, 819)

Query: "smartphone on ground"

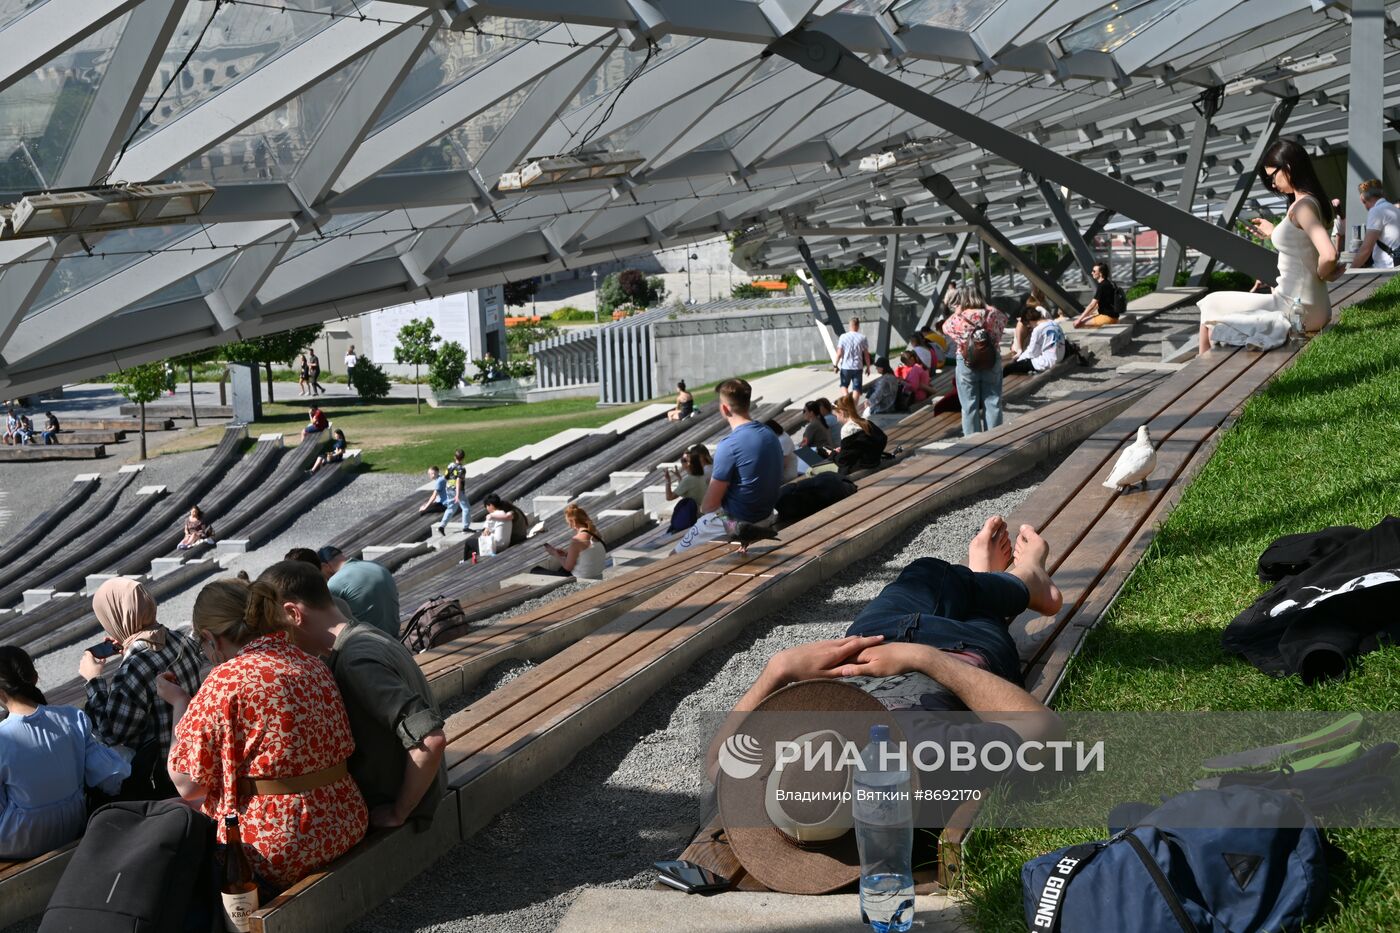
(654, 859), (731, 895)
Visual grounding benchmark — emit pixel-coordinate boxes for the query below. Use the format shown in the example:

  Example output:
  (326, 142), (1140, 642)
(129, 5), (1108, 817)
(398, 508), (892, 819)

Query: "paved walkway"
(557, 890), (970, 932)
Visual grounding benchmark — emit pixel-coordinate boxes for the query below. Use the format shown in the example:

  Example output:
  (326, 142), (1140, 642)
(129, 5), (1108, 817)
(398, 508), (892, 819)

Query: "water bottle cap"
(870, 724), (890, 743)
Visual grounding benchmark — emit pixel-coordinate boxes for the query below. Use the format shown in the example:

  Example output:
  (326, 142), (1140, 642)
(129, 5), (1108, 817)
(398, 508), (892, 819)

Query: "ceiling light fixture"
(1, 181), (215, 240)
(497, 150), (644, 192)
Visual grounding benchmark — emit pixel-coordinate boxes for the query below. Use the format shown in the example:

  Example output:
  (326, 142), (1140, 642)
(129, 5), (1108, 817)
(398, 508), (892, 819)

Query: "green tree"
(223, 325), (323, 403)
(110, 362), (166, 460)
(349, 357), (391, 404)
(503, 278), (539, 308)
(170, 347), (221, 427)
(731, 282), (766, 299)
(597, 270), (666, 313)
(505, 321), (562, 359)
(393, 317), (441, 414)
(430, 340), (467, 392)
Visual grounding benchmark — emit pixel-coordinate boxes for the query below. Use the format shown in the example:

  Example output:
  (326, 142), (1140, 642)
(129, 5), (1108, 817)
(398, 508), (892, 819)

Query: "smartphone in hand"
(86, 641), (122, 660)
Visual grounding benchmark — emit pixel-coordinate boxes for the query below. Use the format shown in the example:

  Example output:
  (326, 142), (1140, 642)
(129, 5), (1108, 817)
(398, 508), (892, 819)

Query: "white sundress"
(1198, 196), (1332, 350)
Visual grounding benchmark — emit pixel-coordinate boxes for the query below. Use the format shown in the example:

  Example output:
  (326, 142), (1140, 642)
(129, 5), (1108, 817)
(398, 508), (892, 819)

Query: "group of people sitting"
(3, 409), (60, 446)
(0, 545), (437, 898)
(418, 448), (608, 580)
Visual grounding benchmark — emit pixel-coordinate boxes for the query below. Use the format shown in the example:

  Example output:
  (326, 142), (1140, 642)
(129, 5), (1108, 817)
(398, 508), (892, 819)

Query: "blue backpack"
(1022, 787), (1326, 933)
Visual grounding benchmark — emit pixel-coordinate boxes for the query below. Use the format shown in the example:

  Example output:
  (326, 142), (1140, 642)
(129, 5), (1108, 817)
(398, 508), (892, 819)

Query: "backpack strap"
(399, 597), (443, 647)
(1123, 833), (1194, 933)
(1029, 842), (1100, 931)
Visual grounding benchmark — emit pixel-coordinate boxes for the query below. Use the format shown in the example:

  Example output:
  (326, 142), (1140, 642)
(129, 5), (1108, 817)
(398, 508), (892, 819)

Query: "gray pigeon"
(728, 521), (780, 555)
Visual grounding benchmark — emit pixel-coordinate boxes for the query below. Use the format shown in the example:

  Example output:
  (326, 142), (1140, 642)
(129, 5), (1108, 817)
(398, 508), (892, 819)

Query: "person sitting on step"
(531, 504), (608, 581)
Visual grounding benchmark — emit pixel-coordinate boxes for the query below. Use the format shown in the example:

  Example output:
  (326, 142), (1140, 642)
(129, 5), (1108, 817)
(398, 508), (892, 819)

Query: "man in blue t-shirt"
(418, 466), (453, 515)
(674, 378), (782, 554)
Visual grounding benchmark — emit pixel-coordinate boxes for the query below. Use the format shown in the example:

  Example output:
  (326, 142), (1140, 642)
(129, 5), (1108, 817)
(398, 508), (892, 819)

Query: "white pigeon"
(1103, 425), (1157, 491)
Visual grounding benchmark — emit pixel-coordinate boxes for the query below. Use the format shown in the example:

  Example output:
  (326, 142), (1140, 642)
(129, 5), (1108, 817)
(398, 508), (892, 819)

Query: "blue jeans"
(954, 356), (1004, 437)
(439, 500), (470, 531)
(846, 558), (1029, 683)
(839, 368), (864, 393)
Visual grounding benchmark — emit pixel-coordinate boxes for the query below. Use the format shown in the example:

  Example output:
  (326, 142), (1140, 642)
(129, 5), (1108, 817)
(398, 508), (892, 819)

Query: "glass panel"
(731, 56), (789, 94)
(1059, 0), (1198, 54)
(836, 0), (890, 12)
(382, 76), (541, 175)
(372, 17), (552, 132)
(695, 107), (775, 152)
(890, 0), (1005, 31)
(0, 0), (50, 31)
(567, 34), (699, 111)
(131, 0), (360, 144)
(0, 12), (131, 197)
(26, 225), (195, 315)
(122, 254), (234, 313)
(283, 210), (383, 260)
(172, 54), (366, 185)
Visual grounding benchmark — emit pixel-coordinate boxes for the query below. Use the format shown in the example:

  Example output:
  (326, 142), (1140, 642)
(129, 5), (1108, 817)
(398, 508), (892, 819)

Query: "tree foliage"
(731, 282), (767, 299)
(394, 317), (440, 413)
(503, 278), (539, 308)
(429, 340), (467, 392)
(349, 357), (391, 403)
(505, 321), (562, 358)
(598, 269), (666, 313)
(222, 324), (323, 403)
(110, 362), (167, 460)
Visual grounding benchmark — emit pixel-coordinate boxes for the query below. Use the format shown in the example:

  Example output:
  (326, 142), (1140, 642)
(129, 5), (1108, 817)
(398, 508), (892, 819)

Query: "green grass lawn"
(961, 278), (1400, 931)
(158, 360), (829, 474)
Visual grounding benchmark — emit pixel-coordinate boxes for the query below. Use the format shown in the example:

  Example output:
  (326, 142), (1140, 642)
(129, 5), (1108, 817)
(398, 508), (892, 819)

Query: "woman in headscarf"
(79, 578), (203, 799)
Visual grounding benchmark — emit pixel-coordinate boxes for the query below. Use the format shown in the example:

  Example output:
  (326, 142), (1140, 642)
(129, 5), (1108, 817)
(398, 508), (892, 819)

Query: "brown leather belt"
(237, 761), (348, 798)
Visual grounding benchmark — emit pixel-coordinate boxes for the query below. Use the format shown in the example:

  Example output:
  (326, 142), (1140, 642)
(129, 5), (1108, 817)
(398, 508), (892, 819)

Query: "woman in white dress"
(1197, 139), (1340, 354)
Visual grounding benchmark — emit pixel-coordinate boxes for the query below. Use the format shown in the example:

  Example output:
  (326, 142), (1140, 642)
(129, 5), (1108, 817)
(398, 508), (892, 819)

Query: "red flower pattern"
(169, 632), (367, 887)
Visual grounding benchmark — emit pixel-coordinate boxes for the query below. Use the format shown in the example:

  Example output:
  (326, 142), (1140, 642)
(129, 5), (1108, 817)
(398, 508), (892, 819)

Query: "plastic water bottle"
(854, 725), (915, 933)
(1289, 295), (1305, 342)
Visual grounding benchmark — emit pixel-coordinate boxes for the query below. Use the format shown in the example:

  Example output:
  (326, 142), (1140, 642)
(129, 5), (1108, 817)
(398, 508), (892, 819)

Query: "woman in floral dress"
(161, 578), (366, 888)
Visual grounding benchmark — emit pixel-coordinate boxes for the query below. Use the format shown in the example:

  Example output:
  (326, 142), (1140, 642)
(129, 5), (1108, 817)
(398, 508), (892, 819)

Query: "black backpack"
(40, 800), (216, 933)
(775, 472), (857, 523)
(400, 595), (470, 653)
(668, 497), (700, 533)
(1111, 282), (1128, 317)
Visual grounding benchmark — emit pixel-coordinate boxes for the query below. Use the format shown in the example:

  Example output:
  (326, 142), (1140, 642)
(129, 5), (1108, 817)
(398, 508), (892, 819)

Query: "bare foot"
(968, 516), (1012, 573)
(1011, 524), (1063, 616)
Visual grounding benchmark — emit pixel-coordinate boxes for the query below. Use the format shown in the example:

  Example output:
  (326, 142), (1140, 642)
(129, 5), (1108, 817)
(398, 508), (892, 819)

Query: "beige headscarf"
(92, 578), (166, 652)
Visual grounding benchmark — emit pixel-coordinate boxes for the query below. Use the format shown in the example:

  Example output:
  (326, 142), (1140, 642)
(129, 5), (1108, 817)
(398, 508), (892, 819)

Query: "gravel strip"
(353, 455), (1069, 933)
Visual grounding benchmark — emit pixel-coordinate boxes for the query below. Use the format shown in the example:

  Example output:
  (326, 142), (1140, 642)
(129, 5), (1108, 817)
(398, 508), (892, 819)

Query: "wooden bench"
(119, 402), (233, 420)
(0, 444), (105, 461)
(245, 372), (1162, 933)
(50, 430), (125, 445)
(0, 845), (77, 927)
(665, 275), (1393, 894)
(62, 417), (174, 432)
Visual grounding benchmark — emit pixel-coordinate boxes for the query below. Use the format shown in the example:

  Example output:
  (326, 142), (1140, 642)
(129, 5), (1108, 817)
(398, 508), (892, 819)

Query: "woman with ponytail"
(163, 578), (367, 887)
(832, 394), (888, 475)
(0, 645), (130, 858)
(533, 503), (608, 581)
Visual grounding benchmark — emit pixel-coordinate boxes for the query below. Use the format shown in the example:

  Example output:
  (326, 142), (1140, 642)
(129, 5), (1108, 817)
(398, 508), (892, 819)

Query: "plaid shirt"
(85, 628), (203, 755)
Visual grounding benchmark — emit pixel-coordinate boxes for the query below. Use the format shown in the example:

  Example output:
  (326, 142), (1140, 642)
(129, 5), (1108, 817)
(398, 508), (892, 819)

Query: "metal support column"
(1048, 207), (1114, 282)
(1346, 0), (1387, 252)
(916, 232), (971, 331)
(979, 246), (991, 296)
(1038, 178), (1096, 280)
(921, 174), (1083, 314)
(1159, 86), (1224, 286)
(877, 207), (902, 359)
(1189, 95), (1297, 286)
(770, 30), (1276, 282)
(795, 238), (846, 341)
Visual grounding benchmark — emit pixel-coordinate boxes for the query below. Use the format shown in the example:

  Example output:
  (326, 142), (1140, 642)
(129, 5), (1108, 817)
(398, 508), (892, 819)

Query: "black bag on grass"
(40, 800), (216, 933)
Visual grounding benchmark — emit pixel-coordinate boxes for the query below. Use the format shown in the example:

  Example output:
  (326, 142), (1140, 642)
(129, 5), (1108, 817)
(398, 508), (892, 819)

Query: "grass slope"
(963, 278), (1400, 931)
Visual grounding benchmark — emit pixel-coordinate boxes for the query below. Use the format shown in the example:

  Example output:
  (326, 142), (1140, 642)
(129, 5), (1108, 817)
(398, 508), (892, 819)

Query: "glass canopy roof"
(0, 0), (1388, 396)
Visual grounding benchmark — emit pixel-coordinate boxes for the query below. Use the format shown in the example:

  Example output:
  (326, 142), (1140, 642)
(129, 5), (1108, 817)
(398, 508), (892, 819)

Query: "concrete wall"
(651, 306), (886, 393)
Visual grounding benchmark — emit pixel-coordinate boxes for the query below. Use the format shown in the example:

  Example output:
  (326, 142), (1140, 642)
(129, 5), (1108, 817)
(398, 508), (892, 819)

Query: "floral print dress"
(168, 632), (367, 887)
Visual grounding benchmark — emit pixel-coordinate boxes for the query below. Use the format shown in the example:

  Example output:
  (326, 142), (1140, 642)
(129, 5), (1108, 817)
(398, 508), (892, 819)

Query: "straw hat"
(716, 679), (898, 895)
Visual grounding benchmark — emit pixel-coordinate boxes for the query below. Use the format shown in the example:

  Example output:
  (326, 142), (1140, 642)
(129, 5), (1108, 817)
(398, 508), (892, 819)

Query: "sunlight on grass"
(961, 278), (1400, 932)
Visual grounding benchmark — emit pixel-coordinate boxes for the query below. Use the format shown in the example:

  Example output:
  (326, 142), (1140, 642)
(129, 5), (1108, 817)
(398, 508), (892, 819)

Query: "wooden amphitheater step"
(243, 371), (1162, 933)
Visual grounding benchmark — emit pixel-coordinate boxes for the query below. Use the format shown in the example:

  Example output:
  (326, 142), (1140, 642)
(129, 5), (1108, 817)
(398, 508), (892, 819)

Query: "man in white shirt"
(833, 317), (871, 394)
(1353, 179), (1400, 270)
(344, 345), (359, 395)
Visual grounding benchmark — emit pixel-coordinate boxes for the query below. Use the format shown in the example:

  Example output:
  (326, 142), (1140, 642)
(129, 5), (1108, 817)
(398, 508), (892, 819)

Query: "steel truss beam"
(1037, 178), (1097, 280)
(1159, 86), (1223, 285)
(920, 174), (1083, 316)
(1191, 95), (1298, 285)
(917, 231), (972, 332)
(769, 30), (1279, 284)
